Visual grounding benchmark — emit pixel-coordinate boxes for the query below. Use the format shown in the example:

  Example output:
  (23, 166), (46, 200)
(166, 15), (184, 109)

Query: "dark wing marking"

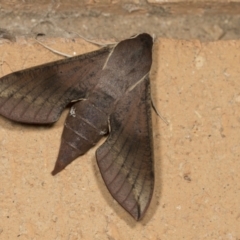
(96, 76), (154, 220)
(0, 47), (111, 124)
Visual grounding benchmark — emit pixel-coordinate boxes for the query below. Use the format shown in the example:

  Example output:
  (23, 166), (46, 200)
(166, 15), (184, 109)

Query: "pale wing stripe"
(0, 73), (42, 108)
(7, 73), (56, 117)
(128, 146), (151, 213)
(14, 63), (86, 120)
(0, 75), (23, 95)
(11, 76), (60, 119)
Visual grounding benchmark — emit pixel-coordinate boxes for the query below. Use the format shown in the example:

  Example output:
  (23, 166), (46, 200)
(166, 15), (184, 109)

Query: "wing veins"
(105, 131), (133, 184)
(112, 137), (141, 201)
(0, 73), (41, 108)
(31, 69), (90, 121)
(10, 60), (94, 120)
(7, 73), (57, 118)
(0, 76), (21, 95)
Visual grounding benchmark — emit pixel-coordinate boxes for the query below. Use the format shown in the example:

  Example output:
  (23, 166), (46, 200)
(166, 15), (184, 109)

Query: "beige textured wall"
(0, 37), (240, 239)
(1, 0), (240, 15)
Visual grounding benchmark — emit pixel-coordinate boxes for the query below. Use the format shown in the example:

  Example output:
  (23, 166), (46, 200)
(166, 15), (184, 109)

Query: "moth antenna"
(152, 33), (156, 42)
(75, 33), (117, 47)
(151, 100), (169, 126)
(35, 39), (73, 58)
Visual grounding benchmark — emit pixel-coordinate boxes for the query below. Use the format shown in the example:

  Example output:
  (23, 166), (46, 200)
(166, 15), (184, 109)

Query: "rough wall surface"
(0, 37), (240, 239)
(1, 1), (240, 41)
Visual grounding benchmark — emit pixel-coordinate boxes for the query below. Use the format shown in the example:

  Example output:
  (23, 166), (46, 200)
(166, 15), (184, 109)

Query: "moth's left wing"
(96, 75), (154, 220)
(0, 47), (111, 124)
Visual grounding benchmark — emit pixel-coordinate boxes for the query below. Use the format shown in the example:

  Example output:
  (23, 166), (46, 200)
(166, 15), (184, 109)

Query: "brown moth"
(0, 33), (154, 220)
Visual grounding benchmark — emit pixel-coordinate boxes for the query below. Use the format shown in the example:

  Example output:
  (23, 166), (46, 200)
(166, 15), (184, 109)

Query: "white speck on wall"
(154, 0), (169, 2)
(235, 95), (240, 103)
(194, 110), (202, 118)
(226, 232), (234, 240)
(195, 56), (205, 69)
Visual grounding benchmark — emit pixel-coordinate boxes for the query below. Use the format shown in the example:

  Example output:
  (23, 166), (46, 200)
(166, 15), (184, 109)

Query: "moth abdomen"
(52, 99), (109, 175)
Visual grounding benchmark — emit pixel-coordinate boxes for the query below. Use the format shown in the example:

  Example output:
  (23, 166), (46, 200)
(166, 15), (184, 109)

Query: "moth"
(0, 33), (154, 220)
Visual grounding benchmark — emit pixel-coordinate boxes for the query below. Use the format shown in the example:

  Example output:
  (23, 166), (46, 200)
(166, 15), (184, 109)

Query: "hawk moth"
(0, 33), (154, 220)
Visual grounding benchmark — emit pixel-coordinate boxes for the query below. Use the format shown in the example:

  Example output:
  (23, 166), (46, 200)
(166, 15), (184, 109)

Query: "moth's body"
(53, 35), (152, 174)
(0, 33), (154, 220)
(56, 87), (114, 173)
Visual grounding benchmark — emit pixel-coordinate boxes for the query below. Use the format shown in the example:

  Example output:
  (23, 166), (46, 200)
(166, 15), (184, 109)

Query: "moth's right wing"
(96, 76), (154, 220)
(0, 47), (111, 124)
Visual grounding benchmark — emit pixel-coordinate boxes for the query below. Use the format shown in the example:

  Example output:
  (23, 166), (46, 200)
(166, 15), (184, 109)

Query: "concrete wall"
(0, 35), (240, 239)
